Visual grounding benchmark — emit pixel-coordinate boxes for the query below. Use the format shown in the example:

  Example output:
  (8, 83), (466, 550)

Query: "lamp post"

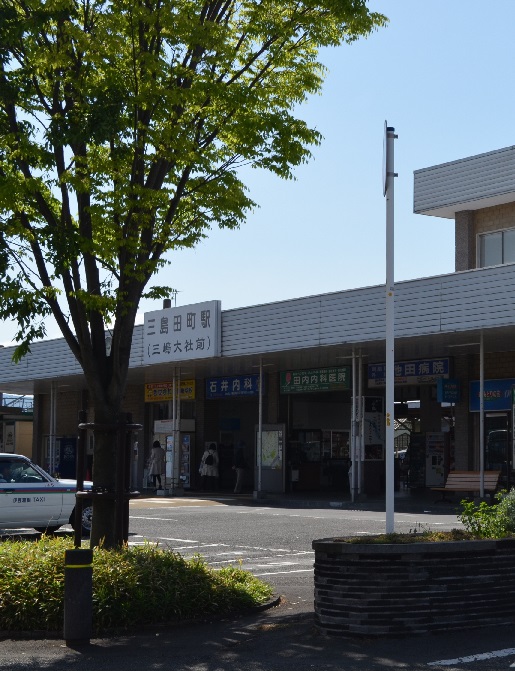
(257, 357), (263, 496)
(384, 122), (397, 534)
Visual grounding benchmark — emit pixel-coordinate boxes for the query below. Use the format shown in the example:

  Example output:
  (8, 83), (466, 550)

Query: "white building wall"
(1, 263), (515, 385)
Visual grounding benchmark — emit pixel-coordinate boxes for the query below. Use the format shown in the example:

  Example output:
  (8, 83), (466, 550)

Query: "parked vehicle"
(0, 453), (92, 536)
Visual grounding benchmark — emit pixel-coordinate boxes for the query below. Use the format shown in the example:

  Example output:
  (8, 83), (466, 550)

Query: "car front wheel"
(69, 503), (93, 538)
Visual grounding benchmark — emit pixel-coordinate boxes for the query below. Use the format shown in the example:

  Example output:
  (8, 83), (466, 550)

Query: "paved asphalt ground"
(0, 489), (504, 672)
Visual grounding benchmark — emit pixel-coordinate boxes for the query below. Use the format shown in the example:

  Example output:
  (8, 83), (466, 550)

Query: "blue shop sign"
(469, 378), (515, 412)
(368, 357), (450, 387)
(437, 378), (460, 404)
(206, 374), (262, 399)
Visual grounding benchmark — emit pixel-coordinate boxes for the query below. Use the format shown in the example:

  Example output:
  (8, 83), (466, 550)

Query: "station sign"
(143, 300), (221, 365)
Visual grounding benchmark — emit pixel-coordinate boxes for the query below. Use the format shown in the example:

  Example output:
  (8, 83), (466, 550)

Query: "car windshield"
(31, 462), (53, 481)
(0, 459), (48, 483)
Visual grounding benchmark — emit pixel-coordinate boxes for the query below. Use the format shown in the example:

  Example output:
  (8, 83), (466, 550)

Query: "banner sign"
(280, 367), (350, 394)
(363, 396), (384, 461)
(469, 378), (515, 412)
(145, 381), (195, 402)
(143, 300), (221, 365)
(206, 374), (262, 399)
(368, 358), (450, 387)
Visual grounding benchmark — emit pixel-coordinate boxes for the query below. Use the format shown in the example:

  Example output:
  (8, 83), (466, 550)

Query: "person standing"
(148, 440), (166, 490)
(199, 442), (219, 491)
(233, 442), (247, 494)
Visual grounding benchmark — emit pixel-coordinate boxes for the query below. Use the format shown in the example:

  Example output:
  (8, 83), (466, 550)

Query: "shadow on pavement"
(0, 602), (425, 671)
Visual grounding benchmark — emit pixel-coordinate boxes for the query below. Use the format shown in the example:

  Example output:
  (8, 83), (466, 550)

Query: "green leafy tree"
(0, 0), (386, 547)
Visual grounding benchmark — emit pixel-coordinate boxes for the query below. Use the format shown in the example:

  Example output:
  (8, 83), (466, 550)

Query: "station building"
(1, 144), (515, 496)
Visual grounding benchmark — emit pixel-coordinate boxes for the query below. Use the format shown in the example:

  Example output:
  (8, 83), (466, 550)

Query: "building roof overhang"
(414, 145), (515, 219)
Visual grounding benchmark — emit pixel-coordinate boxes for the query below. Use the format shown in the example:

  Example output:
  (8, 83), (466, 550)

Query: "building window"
(478, 228), (515, 267)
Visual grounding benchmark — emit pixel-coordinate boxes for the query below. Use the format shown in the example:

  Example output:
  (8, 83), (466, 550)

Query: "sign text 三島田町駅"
(143, 301), (221, 365)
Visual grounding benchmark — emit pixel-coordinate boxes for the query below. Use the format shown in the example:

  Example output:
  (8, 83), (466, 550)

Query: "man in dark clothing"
(233, 442), (247, 493)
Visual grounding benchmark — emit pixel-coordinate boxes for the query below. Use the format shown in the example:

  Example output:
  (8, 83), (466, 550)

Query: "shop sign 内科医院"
(280, 367), (350, 394)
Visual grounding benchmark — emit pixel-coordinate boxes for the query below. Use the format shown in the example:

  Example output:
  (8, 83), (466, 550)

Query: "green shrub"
(0, 538), (273, 634)
(496, 487), (515, 533)
(459, 488), (515, 539)
(336, 529), (473, 544)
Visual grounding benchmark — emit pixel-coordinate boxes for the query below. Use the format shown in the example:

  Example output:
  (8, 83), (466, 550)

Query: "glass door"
(485, 413), (510, 478)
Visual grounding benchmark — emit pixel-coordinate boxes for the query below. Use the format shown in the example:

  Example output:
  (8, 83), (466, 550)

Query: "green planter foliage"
(0, 538), (273, 635)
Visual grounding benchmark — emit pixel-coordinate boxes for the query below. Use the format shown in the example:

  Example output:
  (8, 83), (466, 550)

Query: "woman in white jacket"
(148, 440), (166, 490)
(199, 442), (219, 491)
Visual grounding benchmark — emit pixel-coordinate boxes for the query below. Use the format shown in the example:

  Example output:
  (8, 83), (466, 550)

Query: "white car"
(0, 453), (93, 536)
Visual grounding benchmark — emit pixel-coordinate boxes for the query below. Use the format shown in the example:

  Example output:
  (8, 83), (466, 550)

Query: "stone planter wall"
(313, 537), (515, 638)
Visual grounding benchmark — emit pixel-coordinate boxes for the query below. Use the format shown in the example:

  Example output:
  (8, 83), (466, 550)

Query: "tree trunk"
(90, 424), (119, 548)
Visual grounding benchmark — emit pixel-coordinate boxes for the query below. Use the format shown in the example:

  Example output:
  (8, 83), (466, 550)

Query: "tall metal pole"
(171, 367), (176, 491)
(384, 123), (397, 534)
(351, 351), (356, 502)
(257, 357), (263, 495)
(174, 368), (181, 493)
(358, 349), (363, 495)
(479, 331), (485, 498)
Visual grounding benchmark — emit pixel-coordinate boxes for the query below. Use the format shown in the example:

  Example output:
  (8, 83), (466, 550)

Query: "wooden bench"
(431, 470), (501, 503)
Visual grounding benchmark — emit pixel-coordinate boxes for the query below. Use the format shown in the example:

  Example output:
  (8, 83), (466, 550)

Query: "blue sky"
(2, 0), (515, 344)
(139, 0), (515, 314)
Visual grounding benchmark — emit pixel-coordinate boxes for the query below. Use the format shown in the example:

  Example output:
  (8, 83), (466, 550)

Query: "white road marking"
(293, 550), (312, 555)
(154, 536), (197, 543)
(235, 509), (272, 514)
(203, 559), (247, 566)
(249, 569), (313, 576)
(171, 543), (229, 549)
(161, 545), (204, 551)
(131, 498), (232, 504)
(126, 536), (315, 577)
(233, 545), (290, 552)
(428, 648), (515, 666)
(130, 515), (179, 521)
(249, 562), (301, 568)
